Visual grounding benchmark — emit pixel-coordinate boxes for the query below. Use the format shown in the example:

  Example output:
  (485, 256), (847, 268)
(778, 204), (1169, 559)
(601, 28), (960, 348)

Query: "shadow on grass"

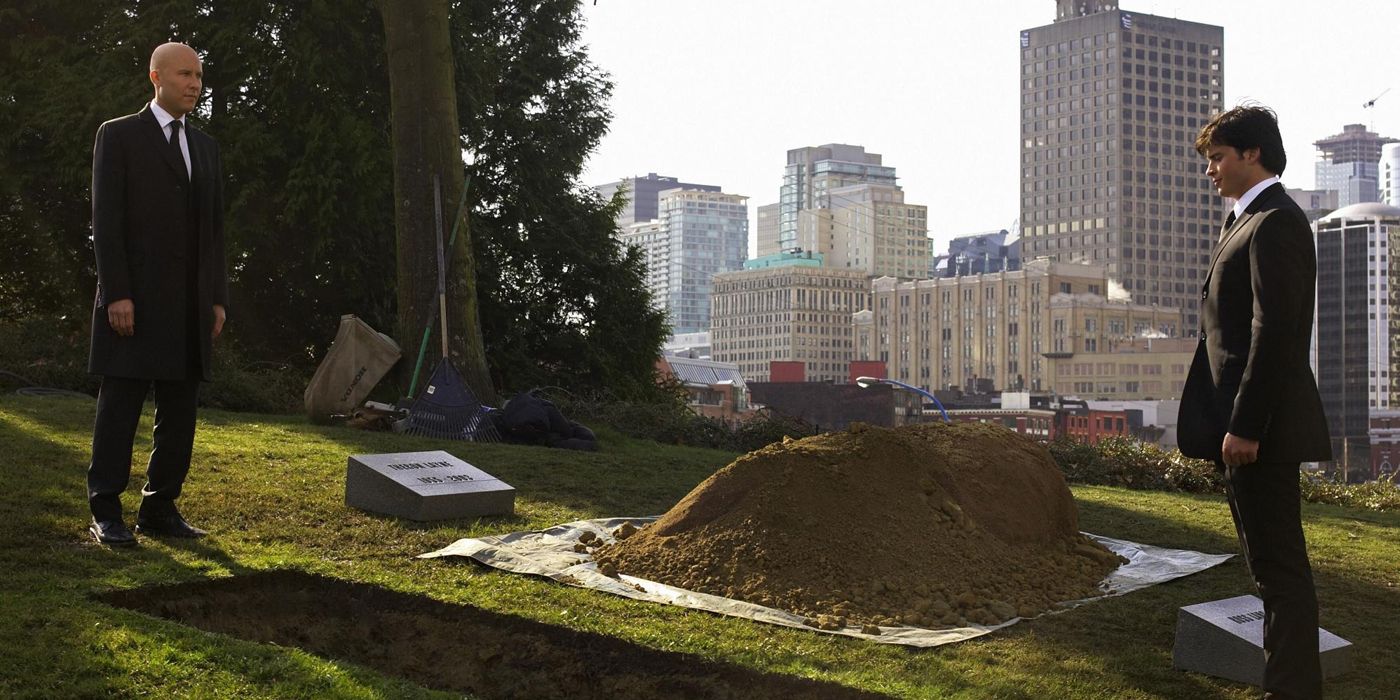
(98, 570), (892, 700)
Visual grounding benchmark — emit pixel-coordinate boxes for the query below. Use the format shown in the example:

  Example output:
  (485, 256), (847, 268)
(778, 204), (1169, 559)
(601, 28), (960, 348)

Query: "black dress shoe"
(90, 518), (137, 546)
(135, 514), (207, 538)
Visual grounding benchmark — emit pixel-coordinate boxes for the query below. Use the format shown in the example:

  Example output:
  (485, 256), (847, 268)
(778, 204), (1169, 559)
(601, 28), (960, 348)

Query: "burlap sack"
(304, 315), (401, 421)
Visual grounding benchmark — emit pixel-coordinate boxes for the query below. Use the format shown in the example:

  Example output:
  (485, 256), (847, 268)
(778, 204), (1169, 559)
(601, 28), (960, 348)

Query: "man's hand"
(1221, 432), (1260, 467)
(212, 304), (226, 340)
(107, 299), (135, 336)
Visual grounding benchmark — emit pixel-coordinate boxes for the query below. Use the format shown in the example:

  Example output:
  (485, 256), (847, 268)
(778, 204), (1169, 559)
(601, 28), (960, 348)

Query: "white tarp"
(419, 517), (1233, 648)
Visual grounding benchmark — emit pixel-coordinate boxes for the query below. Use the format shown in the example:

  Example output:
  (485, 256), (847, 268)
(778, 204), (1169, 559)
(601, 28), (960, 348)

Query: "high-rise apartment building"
(1315, 124), (1399, 208)
(619, 188), (748, 335)
(1019, 1), (1224, 332)
(766, 143), (931, 278)
(1313, 202), (1400, 477)
(710, 265), (871, 383)
(777, 144), (897, 249)
(594, 173), (721, 228)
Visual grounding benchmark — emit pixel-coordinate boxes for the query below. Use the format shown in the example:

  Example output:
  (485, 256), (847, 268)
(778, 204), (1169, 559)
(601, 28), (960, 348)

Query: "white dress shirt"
(1231, 175), (1280, 220)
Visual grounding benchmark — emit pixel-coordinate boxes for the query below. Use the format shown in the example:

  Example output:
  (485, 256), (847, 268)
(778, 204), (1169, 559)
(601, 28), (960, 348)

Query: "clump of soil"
(595, 422), (1123, 630)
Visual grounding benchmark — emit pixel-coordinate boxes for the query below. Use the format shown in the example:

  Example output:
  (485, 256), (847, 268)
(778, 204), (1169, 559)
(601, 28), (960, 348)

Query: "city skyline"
(580, 0), (1399, 254)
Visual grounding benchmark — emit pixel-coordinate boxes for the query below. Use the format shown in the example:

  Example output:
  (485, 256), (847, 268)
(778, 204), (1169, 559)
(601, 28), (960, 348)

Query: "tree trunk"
(377, 0), (494, 404)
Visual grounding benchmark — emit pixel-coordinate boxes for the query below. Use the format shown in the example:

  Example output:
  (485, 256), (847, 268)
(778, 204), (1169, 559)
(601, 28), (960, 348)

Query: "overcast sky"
(578, 0), (1399, 253)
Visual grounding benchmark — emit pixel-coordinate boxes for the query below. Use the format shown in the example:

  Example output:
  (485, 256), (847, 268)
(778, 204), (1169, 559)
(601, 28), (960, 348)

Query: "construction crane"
(1363, 88), (1390, 130)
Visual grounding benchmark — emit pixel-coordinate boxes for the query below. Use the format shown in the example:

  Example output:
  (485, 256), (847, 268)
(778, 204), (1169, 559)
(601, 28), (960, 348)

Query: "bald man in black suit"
(87, 42), (228, 546)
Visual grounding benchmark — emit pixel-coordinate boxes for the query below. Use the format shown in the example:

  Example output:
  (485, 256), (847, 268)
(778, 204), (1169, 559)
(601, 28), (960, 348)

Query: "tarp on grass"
(419, 517), (1233, 648)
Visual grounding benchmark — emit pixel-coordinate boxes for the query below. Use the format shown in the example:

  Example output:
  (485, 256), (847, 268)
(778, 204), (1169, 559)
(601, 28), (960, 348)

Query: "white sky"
(579, 0), (1399, 253)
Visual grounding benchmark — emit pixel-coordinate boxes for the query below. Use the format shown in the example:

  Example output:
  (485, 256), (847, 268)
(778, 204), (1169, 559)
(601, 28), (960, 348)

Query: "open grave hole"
(98, 570), (889, 700)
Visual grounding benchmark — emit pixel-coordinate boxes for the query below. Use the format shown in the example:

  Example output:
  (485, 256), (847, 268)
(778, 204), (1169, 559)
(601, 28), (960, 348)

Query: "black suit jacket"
(1178, 183), (1331, 462)
(88, 104), (228, 381)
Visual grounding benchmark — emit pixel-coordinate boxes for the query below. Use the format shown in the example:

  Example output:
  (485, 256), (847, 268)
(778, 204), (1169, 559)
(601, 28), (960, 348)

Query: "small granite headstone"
(1172, 594), (1352, 686)
(346, 450), (514, 521)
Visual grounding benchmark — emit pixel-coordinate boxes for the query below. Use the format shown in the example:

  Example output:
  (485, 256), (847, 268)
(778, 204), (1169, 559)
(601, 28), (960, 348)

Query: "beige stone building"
(855, 259), (1183, 393)
(796, 183), (931, 279)
(755, 202), (782, 258)
(710, 265), (871, 383)
(1048, 336), (1195, 399)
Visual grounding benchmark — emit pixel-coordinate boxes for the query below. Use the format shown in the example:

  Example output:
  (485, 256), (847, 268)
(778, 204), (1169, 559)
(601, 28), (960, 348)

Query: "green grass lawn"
(1, 393), (1396, 699)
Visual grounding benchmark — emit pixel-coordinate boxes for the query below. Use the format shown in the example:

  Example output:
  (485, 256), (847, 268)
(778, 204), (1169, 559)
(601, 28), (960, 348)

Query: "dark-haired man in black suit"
(1179, 105), (1331, 699)
(87, 42), (227, 545)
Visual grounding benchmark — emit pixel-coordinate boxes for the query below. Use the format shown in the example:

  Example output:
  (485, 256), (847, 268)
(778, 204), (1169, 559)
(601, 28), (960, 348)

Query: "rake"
(396, 173), (499, 442)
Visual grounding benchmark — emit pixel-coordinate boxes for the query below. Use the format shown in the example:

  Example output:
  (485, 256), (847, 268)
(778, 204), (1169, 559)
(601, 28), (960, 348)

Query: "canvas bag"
(304, 314), (401, 421)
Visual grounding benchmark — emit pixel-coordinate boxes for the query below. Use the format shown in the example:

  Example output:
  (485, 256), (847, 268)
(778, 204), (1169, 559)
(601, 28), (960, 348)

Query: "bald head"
(149, 42), (203, 117)
(150, 42), (198, 71)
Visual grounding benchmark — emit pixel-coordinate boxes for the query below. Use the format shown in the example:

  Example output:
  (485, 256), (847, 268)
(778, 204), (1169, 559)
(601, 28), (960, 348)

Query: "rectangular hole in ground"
(97, 570), (888, 700)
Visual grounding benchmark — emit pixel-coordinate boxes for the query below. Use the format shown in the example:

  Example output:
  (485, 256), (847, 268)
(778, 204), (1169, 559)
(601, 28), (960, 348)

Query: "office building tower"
(1315, 124), (1398, 209)
(1019, 1), (1224, 332)
(619, 188), (749, 335)
(1313, 202), (1400, 479)
(594, 173), (721, 228)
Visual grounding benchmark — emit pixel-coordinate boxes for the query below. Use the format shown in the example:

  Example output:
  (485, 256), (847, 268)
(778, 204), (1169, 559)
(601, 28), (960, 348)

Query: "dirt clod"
(595, 422), (1124, 629)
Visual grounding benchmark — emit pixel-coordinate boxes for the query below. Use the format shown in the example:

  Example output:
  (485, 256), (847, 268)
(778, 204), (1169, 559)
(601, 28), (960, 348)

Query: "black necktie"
(1219, 211), (1236, 243)
(169, 120), (187, 180)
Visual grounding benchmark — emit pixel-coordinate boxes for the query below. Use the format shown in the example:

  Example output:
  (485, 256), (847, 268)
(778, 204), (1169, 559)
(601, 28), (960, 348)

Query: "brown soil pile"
(595, 421), (1123, 630)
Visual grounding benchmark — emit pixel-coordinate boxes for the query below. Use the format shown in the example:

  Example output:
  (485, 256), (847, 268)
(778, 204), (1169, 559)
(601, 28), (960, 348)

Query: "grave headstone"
(1172, 594), (1352, 686)
(346, 450), (514, 521)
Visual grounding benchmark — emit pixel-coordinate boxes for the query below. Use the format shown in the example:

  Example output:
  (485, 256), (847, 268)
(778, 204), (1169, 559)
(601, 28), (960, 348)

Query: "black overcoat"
(1178, 183), (1331, 462)
(88, 104), (228, 381)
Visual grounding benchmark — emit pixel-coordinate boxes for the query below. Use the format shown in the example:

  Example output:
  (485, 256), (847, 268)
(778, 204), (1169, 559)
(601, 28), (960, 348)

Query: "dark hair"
(1195, 104), (1287, 175)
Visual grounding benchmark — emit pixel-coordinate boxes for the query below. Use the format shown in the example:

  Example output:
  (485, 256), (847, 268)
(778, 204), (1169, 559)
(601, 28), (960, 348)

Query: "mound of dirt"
(594, 421), (1123, 630)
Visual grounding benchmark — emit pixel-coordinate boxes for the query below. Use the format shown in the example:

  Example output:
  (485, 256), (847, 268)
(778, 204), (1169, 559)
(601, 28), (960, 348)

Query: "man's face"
(1203, 144), (1261, 201)
(151, 48), (203, 117)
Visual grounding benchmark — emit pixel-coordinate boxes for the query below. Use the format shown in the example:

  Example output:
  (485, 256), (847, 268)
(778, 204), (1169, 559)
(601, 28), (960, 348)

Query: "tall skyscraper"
(1312, 202), (1400, 478)
(620, 188), (749, 335)
(594, 173), (721, 228)
(1314, 124), (1399, 208)
(1019, 1), (1224, 332)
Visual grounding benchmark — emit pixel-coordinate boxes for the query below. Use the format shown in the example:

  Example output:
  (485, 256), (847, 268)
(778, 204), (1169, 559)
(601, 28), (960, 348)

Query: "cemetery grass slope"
(1, 393), (1396, 699)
